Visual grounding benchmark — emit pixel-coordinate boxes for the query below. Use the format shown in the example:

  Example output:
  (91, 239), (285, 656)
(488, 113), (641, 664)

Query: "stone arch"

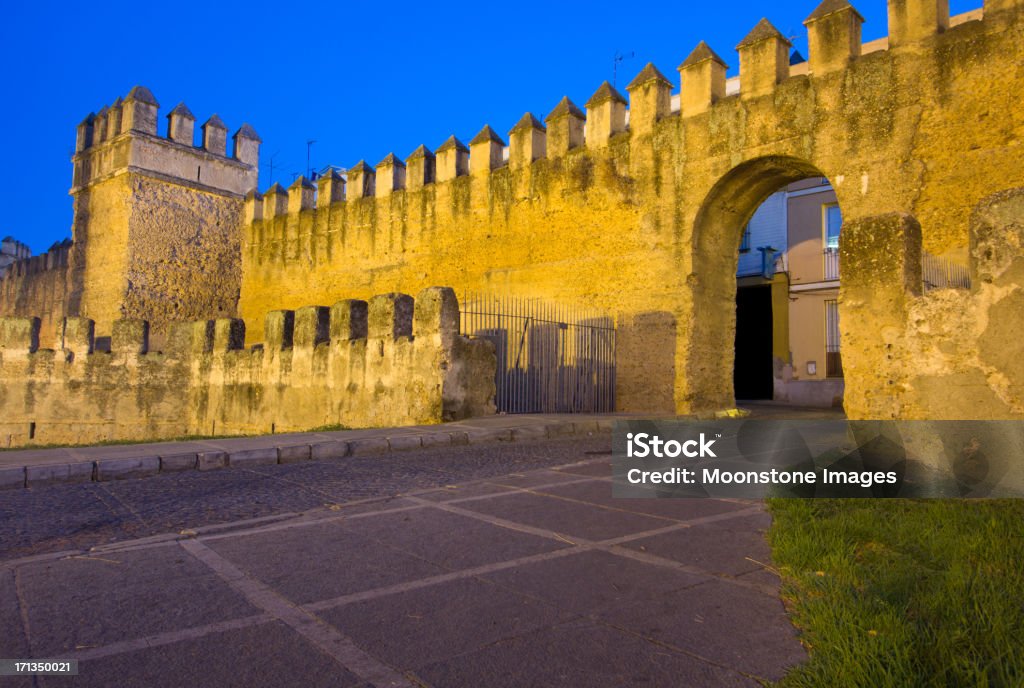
(680, 155), (849, 412)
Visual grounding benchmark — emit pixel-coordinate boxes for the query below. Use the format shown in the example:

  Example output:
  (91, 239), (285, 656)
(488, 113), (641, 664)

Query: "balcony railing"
(823, 248), (840, 281)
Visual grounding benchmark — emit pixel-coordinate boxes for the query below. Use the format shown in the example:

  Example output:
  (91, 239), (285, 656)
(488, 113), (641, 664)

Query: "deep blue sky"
(1, 0), (977, 253)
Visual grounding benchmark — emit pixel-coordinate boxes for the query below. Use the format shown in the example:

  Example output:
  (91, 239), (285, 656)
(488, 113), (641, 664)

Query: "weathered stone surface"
(387, 436), (423, 452)
(511, 426), (548, 442)
(310, 441), (350, 460)
(0, 288), (496, 448)
(160, 453), (198, 472)
(0, 467), (25, 489)
(197, 451), (227, 471)
(466, 428), (513, 443)
(5, 9), (1024, 430)
(277, 444), (312, 463)
(228, 448), (278, 467)
(419, 432), (453, 448)
(96, 456), (160, 481)
(348, 438), (390, 456)
(26, 462), (94, 486)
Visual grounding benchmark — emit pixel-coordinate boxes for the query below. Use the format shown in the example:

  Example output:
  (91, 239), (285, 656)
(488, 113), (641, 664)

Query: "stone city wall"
(237, 1), (1024, 419)
(0, 288), (495, 448)
(0, 242), (73, 350)
(840, 188), (1024, 420)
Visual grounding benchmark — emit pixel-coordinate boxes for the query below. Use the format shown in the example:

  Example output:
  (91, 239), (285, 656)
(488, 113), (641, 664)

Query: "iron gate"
(460, 293), (616, 414)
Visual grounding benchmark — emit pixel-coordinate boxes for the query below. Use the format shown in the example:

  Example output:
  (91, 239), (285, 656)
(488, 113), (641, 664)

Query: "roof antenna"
(306, 139), (316, 179)
(613, 51), (635, 88)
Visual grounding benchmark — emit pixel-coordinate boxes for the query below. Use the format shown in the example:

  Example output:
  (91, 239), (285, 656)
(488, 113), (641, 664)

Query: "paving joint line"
(179, 538), (415, 688)
(408, 497), (777, 595)
(19, 503), (778, 668)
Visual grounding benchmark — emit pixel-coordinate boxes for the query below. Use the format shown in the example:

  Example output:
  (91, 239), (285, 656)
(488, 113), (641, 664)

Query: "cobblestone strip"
(179, 538), (416, 688)
(5, 418), (613, 489)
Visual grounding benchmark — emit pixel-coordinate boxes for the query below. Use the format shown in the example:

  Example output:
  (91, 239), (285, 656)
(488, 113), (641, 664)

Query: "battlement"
(0, 287), (496, 446)
(0, 236), (31, 279)
(242, 0), (1003, 244)
(72, 86), (259, 197)
(0, 239), (71, 281)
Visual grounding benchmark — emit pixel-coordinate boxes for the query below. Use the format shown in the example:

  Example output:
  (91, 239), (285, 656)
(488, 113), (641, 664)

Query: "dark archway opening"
(734, 285), (774, 400)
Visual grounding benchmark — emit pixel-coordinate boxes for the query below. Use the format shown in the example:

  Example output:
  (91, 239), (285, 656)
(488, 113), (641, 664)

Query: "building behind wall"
(0, 238), (30, 279)
(779, 178), (844, 407)
(737, 178), (843, 408)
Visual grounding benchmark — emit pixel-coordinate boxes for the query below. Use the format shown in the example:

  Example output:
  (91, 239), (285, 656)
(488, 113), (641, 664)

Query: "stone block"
(465, 428), (513, 443)
(278, 444), (312, 463)
(0, 467), (25, 490)
(160, 453), (198, 472)
(330, 300), (369, 341)
(197, 451), (227, 471)
(294, 306), (330, 348)
(112, 319), (150, 355)
(387, 436), (423, 452)
(449, 431), (470, 446)
(96, 456), (160, 481)
(213, 319), (245, 352)
(420, 432), (453, 448)
(546, 423), (576, 437)
(413, 287), (459, 343)
(26, 462), (94, 486)
(265, 310), (295, 350)
(310, 441), (350, 460)
(0, 317), (40, 353)
(367, 294), (414, 339)
(228, 448), (278, 467)
(511, 425), (548, 442)
(61, 317), (95, 357)
(349, 437), (390, 456)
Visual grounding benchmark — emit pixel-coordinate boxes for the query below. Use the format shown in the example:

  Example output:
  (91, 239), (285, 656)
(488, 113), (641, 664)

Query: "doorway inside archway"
(732, 175), (844, 408)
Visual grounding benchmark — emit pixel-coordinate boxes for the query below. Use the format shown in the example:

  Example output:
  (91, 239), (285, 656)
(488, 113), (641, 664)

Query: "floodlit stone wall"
(0, 288), (496, 448)
(236, 2), (1024, 419)
(2, 1), (1024, 421)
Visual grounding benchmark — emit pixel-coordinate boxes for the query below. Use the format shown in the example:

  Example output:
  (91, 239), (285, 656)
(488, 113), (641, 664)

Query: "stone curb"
(4, 418), (612, 489)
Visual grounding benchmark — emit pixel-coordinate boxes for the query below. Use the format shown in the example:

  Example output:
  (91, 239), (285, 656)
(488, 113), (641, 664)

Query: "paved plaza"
(0, 429), (807, 687)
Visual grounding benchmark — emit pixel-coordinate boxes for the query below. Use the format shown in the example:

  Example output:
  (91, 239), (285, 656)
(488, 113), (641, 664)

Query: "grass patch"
(769, 499), (1024, 687)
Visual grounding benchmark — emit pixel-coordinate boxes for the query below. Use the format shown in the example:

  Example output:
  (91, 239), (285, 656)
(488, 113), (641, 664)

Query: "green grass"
(768, 499), (1024, 687)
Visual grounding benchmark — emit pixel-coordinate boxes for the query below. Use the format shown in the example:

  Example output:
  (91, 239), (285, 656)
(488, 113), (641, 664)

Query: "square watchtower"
(69, 86), (260, 346)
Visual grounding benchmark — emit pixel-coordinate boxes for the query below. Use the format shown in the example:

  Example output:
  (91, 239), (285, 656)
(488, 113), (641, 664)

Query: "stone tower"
(69, 85), (259, 346)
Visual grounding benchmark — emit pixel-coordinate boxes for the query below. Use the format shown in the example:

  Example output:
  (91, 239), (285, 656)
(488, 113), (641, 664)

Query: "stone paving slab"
(0, 437), (806, 686)
(416, 618), (756, 688)
(43, 621), (363, 688)
(318, 577), (575, 672)
(15, 545), (261, 656)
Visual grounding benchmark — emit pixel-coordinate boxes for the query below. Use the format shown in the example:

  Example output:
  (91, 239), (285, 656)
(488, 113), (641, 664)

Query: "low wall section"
(0, 287), (496, 448)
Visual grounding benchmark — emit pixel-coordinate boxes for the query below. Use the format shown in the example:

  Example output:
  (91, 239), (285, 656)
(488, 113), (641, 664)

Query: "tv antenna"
(262, 150), (283, 185)
(306, 139), (316, 179)
(613, 51), (635, 87)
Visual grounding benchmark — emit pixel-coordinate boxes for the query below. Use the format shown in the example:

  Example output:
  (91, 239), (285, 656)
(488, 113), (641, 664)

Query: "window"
(825, 299), (843, 378)
(739, 224), (751, 253)
(824, 204), (842, 250)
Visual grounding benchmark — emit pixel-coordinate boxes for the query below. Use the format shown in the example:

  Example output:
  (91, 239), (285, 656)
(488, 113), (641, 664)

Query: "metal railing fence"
(460, 293), (616, 414)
